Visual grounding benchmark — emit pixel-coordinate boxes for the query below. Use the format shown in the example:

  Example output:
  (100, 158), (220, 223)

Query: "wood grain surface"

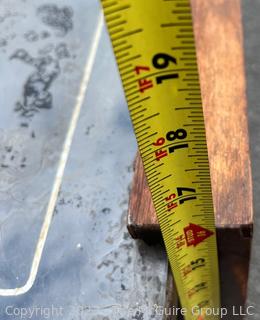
(128, 0), (253, 237)
(127, 0), (253, 311)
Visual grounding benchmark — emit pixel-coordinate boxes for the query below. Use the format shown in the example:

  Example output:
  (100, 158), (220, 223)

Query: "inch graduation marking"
(101, 0), (220, 319)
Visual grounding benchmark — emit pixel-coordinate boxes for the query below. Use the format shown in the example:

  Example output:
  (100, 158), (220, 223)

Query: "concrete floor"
(0, 1), (167, 319)
(0, 0), (259, 319)
(242, 0), (260, 318)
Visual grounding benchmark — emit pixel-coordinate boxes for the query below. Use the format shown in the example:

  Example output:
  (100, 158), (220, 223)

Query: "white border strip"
(0, 13), (104, 296)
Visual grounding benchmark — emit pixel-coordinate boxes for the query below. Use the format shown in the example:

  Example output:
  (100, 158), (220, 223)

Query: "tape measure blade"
(102, 0), (220, 318)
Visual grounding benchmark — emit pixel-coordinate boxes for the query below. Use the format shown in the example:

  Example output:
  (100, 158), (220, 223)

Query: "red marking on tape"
(184, 223), (214, 247)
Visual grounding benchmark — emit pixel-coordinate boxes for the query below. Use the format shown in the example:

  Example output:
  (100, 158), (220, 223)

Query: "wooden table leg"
(128, 0), (253, 313)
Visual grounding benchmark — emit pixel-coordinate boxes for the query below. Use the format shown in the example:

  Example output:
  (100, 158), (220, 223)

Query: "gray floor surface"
(242, 0), (260, 318)
(0, 1), (167, 319)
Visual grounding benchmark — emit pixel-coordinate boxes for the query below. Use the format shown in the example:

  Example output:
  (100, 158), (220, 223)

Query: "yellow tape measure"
(101, 0), (220, 318)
